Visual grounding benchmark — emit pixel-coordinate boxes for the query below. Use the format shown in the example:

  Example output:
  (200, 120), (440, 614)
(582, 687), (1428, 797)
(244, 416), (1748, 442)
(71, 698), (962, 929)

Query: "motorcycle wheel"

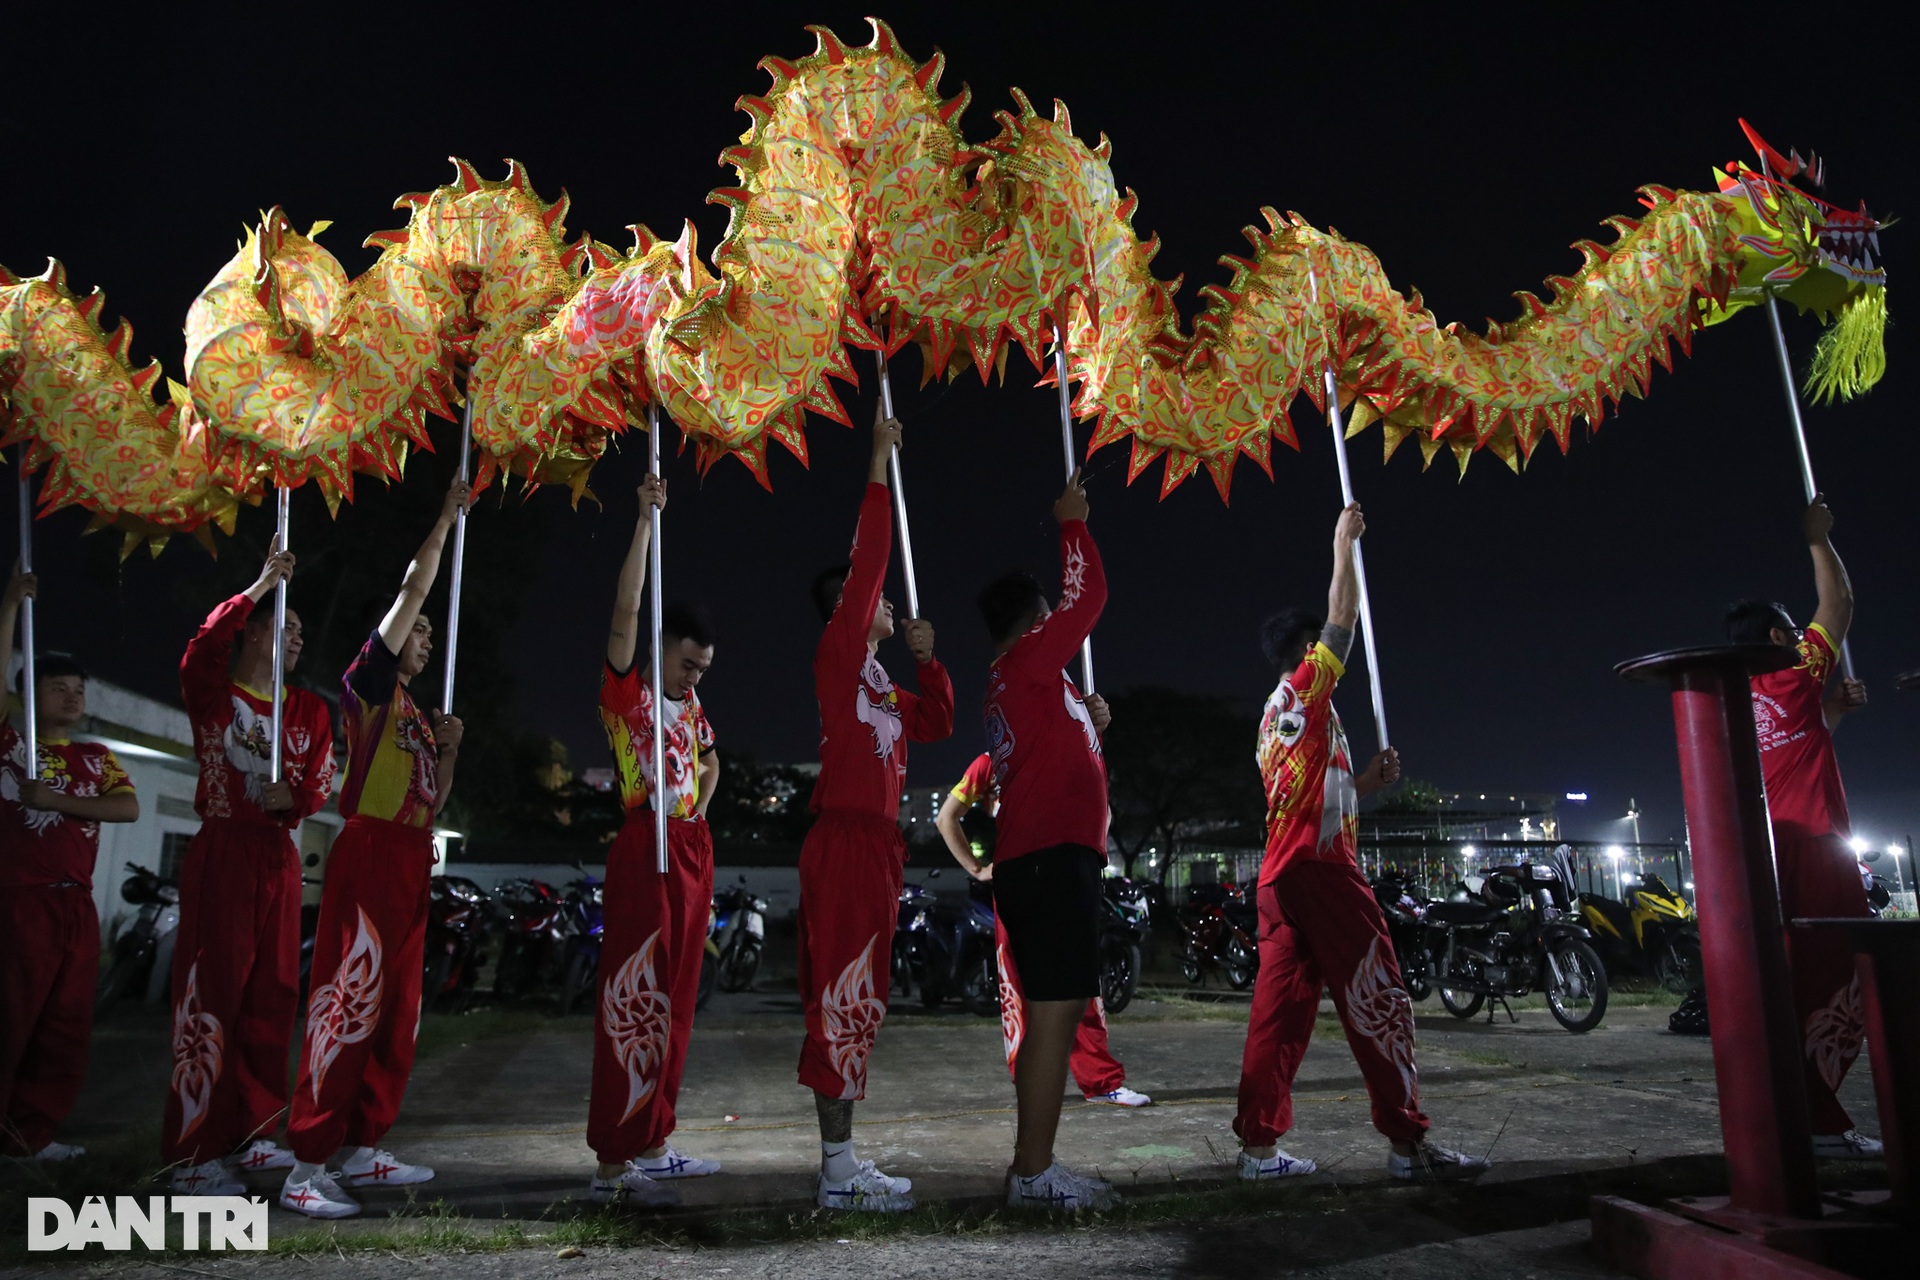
(696, 950), (718, 1011)
(1225, 938), (1257, 991)
(1180, 951), (1204, 985)
(1101, 943), (1142, 1014)
(561, 949), (596, 1015)
(1404, 973), (1433, 1002)
(1439, 985), (1484, 1019)
(719, 938), (761, 993)
(1545, 938), (1609, 1033)
(94, 947), (149, 1015)
(962, 954), (1000, 1017)
(1655, 934), (1701, 996)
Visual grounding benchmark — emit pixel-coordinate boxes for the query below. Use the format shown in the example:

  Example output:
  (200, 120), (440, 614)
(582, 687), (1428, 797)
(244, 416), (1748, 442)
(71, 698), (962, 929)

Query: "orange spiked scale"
(0, 37), (1888, 527)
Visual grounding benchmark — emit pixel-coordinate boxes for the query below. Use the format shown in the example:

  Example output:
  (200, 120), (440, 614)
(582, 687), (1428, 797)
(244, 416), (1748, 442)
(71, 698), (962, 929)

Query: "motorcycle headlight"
(910, 911), (928, 930)
(590, 886), (604, 906)
(752, 897), (769, 912)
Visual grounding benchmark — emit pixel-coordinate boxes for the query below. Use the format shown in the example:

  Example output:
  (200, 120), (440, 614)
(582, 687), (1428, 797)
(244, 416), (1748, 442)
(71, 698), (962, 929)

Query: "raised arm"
(897, 620), (954, 743)
(607, 476), (668, 672)
(1026, 472), (1108, 673)
(827, 416), (900, 643)
(2, 562), (34, 691)
(183, 543), (293, 714)
(1804, 496), (1854, 647)
(378, 478), (472, 655)
(1322, 503), (1364, 663)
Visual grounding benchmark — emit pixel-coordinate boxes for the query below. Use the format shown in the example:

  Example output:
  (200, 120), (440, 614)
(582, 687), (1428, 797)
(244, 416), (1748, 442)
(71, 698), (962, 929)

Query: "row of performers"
(0, 413), (1879, 1215)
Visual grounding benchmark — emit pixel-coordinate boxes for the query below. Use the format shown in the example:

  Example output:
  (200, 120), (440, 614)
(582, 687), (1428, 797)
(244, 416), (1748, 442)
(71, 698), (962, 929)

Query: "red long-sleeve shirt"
(182, 594), (336, 827)
(810, 482), (954, 819)
(984, 519), (1108, 862)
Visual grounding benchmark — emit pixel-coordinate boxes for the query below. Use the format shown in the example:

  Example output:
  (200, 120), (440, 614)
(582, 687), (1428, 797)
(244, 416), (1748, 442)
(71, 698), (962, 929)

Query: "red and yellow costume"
(588, 665), (715, 1163)
(1235, 642), (1429, 1149)
(797, 482), (953, 1100)
(0, 724), (133, 1154)
(287, 632), (440, 1162)
(1749, 623), (1869, 1134)
(165, 593), (336, 1165)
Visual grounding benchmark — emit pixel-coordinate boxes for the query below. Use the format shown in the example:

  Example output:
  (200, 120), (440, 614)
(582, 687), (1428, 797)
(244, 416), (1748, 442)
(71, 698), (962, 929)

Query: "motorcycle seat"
(1424, 900), (1504, 925)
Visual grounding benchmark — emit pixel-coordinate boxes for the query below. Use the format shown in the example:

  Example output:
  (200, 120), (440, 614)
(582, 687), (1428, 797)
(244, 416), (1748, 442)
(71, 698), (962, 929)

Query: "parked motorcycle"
(558, 870), (606, 1015)
(1426, 852), (1609, 1033)
(1370, 868), (1438, 1000)
(892, 878), (939, 998)
(1099, 876), (1150, 1013)
(1577, 872), (1700, 994)
(1180, 882), (1259, 990)
(491, 877), (568, 1001)
(697, 903), (720, 1010)
(423, 875), (494, 1013)
(96, 863), (180, 1013)
(903, 869), (999, 1015)
(711, 876), (769, 993)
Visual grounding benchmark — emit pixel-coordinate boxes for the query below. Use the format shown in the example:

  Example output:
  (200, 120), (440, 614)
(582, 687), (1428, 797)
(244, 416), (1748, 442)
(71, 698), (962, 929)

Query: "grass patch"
(413, 1005), (564, 1062)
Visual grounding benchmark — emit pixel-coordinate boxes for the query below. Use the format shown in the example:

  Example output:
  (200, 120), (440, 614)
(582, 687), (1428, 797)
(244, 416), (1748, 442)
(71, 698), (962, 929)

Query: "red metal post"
(1617, 646), (1820, 1219)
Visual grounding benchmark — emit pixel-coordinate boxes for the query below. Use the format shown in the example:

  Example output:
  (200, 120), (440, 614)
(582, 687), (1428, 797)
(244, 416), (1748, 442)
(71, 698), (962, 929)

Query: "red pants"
(1236, 860), (1430, 1147)
(588, 813), (713, 1164)
(994, 918), (1125, 1096)
(287, 816), (432, 1162)
(163, 821), (301, 1164)
(1778, 831), (1871, 1134)
(796, 810), (902, 1100)
(0, 886), (98, 1155)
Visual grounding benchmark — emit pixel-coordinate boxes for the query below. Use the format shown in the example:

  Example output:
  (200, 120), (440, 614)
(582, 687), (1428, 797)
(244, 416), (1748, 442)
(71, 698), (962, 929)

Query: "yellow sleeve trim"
(1807, 621), (1837, 649)
(1312, 641), (1348, 680)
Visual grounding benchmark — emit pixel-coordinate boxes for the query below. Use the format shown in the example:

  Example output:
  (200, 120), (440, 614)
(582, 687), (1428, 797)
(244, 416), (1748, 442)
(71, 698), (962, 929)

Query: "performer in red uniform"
(1725, 495), (1879, 1158)
(977, 472), (1118, 1211)
(281, 478), (470, 1219)
(1, 567), (138, 1160)
(585, 474), (725, 1207)
(165, 543), (337, 1195)
(1234, 503), (1485, 1183)
(935, 751), (1150, 1107)
(797, 410), (953, 1212)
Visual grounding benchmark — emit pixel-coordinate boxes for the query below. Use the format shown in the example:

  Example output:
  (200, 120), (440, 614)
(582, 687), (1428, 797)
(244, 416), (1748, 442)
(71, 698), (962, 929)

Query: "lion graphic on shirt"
(855, 655), (903, 763)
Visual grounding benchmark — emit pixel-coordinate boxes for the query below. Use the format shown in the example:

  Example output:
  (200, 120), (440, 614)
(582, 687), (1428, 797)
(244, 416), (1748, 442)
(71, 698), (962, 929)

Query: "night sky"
(6, 4), (1915, 852)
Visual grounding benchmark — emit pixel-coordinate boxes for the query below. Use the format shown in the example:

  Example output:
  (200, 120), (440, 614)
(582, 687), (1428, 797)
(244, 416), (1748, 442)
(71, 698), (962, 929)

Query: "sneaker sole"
(345, 1172), (436, 1187)
(279, 1199), (360, 1219)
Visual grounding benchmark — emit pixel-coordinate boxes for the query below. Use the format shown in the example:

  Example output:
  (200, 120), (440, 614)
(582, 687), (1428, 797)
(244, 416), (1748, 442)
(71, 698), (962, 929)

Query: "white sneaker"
(32, 1141), (85, 1162)
(228, 1139), (296, 1172)
(1238, 1149), (1316, 1180)
(174, 1158), (246, 1197)
(818, 1162), (915, 1212)
(1007, 1161), (1120, 1211)
(280, 1169), (361, 1219)
(340, 1148), (435, 1187)
(631, 1146), (721, 1179)
(589, 1167), (680, 1207)
(1388, 1142), (1490, 1181)
(1813, 1130), (1884, 1160)
(1087, 1086), (1153, 1107)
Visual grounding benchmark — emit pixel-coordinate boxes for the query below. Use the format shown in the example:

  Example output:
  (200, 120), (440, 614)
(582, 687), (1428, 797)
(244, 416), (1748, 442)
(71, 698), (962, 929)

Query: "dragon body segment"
(0, 19), (1889, 543)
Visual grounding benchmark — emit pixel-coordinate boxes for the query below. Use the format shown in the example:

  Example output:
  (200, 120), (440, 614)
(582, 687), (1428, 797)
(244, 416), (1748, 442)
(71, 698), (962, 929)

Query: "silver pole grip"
(1324, 365), (1390, 751)
(876, 352), (921, 618)
(1052, 326), (1095, 693)
(269, 486), (290, 782)
(1763, 296), (1855, 680)
(17, 461), (37, 780)
(441, 395), (475, 713)
(648, 403), (669, 875)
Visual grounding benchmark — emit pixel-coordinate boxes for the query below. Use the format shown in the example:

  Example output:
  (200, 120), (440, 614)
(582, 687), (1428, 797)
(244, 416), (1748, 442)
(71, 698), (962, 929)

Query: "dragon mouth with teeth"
(1717, 118), (1886, 301)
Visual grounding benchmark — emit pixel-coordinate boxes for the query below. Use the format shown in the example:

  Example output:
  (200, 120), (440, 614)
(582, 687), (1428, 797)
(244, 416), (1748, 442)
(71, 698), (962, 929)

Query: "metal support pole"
(440, 394), (475, 715)
(1324, 366), (1391, 751)
(648, 403), (669, 876)
(875, 350), (921, 619)
(1051, 326), (1095, 693)
(16, 458), (38, 779)
(1616, 645), (1820, 1219)
(1763, 297), (1856, 681)
(267, 487), (291, 782)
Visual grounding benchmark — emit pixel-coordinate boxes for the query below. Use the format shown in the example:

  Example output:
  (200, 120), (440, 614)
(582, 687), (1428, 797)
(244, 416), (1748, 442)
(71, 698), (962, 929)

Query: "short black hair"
(978, 572), (1046, 644)
(811, 564), (851, 624)
(662, 603), (717, 649)
(1725, 599), (1794, 645)
(1260, 609), (1323, 670)
(16, 652), (88, 692)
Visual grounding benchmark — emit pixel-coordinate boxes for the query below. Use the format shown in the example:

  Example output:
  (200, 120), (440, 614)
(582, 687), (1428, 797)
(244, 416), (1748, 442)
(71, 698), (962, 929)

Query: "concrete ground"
(2, 980), (1886, 1277)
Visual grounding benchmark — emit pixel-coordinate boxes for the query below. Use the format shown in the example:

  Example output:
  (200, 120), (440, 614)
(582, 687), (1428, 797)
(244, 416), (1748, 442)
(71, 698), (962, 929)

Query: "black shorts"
(993, 843), (1103, 1001)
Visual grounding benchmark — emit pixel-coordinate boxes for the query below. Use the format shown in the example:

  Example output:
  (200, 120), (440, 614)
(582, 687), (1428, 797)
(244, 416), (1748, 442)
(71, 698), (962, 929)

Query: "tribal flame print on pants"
(162, 822), (302, 1165)
(1776, 832), (1872, 1133)
(588, 814), (712, 1164)
(796, 810), (904, 1101)
(995, 924), (1126, 1097)
(1236, 860), (1430, 1148)
(287, 817), (430, 1163)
